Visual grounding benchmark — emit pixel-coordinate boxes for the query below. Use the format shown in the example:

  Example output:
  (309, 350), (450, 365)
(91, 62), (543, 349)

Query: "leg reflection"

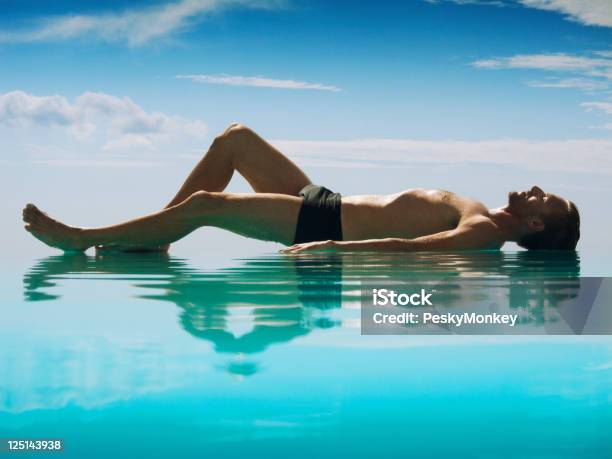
(24, 253), (344, 377)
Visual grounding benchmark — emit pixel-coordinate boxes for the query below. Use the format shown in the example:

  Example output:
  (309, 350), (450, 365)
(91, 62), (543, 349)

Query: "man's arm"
(281, 219), (502, 253)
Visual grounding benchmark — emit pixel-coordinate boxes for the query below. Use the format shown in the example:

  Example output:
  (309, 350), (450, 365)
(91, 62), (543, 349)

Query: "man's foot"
(22, 204), (90, 252)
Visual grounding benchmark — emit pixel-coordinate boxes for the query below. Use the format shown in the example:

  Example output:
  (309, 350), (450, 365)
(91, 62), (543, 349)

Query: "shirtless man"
(22, 123), (580, 254)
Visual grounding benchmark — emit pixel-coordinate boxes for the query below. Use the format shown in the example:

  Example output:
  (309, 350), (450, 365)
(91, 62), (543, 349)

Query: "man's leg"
(23, 191), (302, 251)
(166, 123), (312, 207)
(97, 123), (311, 252)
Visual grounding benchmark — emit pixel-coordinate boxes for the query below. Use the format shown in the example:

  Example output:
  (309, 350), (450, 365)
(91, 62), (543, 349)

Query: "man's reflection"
(24, 253), (345, 377)
(24, 251), (583, 374)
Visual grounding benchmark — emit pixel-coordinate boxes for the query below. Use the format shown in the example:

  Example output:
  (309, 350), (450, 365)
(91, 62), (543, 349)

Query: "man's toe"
(23, 210), (34, 223)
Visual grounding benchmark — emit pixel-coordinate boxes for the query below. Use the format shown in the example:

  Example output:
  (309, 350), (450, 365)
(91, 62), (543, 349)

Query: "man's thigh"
(191, 191), (303, 245)
(227, 126), (312, 195)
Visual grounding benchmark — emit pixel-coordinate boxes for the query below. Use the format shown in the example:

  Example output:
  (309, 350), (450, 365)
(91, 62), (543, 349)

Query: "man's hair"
(517, 201), (580, 251)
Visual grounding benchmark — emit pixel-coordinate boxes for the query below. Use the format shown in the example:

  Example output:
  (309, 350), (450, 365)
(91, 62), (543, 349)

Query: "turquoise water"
(1, 251), (611, 458)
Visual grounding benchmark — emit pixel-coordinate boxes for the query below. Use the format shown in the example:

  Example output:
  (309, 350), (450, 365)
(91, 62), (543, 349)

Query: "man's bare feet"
(22, 204), (90, 252)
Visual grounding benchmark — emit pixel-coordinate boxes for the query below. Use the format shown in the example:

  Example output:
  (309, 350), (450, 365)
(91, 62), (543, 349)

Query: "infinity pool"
(1, 251), (610, 458)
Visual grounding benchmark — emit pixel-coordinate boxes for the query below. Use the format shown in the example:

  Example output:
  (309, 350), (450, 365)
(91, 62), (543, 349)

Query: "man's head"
(506, 186), (580, 251)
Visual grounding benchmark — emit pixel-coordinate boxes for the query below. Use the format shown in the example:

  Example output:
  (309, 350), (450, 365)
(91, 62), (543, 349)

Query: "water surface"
(1, 251), (610, 458)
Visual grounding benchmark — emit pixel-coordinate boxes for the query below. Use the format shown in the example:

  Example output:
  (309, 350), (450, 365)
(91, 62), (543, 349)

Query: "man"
(22, 123), (580, 253)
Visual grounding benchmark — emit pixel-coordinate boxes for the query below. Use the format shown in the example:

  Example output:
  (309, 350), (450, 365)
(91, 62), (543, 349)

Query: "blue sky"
(2, 0), (612, 142)
(1, 0), (612, 265)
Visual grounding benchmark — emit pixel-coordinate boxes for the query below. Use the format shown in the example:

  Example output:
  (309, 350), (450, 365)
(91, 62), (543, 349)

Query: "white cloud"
(519, 0), (612, 28)
(582, 101), (612, 129)
(0, 0), (284, 46)
(424, 0), (507, 5)
(425, 1), (612, 28)
(177, 74), (341, 91)
(527, 78), (608, 91)
(472, 52), (612, 124)
(582, 101), (612, 114)
(0, 90), (207, 150)
(271, 138), (612, 174)
(472, 53), (612, 74)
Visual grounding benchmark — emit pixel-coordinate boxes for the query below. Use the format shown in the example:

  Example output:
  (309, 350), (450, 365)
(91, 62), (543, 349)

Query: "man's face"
(507, 186), (569, 221)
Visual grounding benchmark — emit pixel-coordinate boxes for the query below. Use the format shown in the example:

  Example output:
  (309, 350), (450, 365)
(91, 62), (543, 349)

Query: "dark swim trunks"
(293, 184), (343, 244)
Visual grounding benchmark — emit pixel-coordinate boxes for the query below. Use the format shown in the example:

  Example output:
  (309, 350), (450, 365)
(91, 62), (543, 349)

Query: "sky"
(1, 0), (612, 268)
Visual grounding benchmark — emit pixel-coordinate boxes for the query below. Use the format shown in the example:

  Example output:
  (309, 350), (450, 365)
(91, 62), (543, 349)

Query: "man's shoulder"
(457, 212), (500, 234)
(461, 214), (497, 229)
(452, 216), (504, 249)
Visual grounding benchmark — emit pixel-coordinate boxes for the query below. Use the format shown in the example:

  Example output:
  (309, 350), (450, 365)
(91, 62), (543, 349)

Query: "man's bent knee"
(225, 122), (243, 132)
(216, 122), (242, 138)
(209, 122), (251, 150)
(221, 123), (254, 141)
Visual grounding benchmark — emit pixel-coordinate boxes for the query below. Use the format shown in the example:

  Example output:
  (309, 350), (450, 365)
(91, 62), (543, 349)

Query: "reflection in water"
(23, 251), (584, 375)
(23, 252), (346, 377)
(13, 252), (611, 459)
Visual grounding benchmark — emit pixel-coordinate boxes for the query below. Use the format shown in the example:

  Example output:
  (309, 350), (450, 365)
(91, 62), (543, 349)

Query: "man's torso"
(340, 188), (489, 241)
